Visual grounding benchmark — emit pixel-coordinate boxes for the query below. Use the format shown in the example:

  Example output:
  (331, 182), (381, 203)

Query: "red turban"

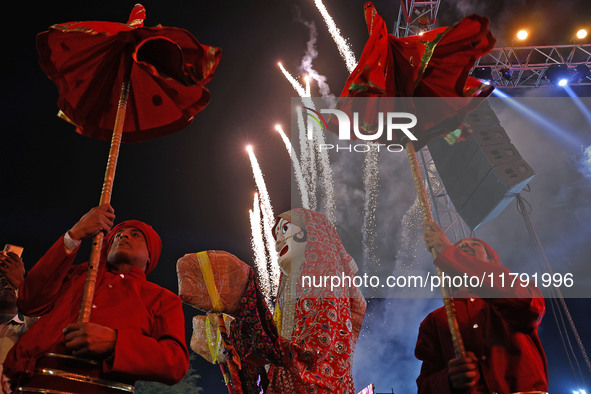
(103, 220), (162, 275)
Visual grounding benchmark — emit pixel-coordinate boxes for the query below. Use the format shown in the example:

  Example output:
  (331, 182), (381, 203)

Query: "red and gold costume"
(266, 209), (366, 394)
(219, 209), (366, 393)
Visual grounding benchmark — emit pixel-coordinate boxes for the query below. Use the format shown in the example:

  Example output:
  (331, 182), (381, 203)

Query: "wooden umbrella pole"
(78, 67), (132, 323)
(404, 141), (466, 358)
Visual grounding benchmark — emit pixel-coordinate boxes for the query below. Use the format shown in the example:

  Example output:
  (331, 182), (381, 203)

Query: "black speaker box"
(458, 160), (535, 229)
(427, 102), (535, 230)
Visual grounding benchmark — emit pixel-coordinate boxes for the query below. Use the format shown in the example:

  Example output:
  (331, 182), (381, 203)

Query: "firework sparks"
(296, 107), (317, 210)
(362, 144), (380, 264)
(581, 145), (591, 179)
(275, 124), (310, 209)
(249, 193), (274, 309)
(278, 62), (307, 97)
(312, 0), (357, 73)
(246, 145), (280, 295)
(309, 119), (336, 225)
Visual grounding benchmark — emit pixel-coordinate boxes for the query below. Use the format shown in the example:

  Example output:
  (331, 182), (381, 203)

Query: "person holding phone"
(0, 245), (30, 393)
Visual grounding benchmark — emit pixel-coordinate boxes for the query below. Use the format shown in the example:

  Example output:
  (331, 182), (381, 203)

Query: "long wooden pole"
(78, 65), (132, 323)
(405, 141), (466, 358)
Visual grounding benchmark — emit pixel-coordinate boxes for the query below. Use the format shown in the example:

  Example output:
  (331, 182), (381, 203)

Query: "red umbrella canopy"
(336, 2), (496, 150)
(36, 4), (221, 142)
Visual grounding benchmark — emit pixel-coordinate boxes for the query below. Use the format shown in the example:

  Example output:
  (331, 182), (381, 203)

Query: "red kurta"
(415, 245), (548, 393)
(4, 235), (189, 386)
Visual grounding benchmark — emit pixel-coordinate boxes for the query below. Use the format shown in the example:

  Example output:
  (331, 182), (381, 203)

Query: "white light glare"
(558, 78), (569, 87)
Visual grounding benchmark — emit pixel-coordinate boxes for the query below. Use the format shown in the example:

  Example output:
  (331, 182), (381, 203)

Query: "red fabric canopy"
(37, 4), (221, 142)
(337, 2), (496, 149)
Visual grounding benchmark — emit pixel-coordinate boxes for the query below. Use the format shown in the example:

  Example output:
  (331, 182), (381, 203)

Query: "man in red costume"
(415, 220), (548, 393)
(4, 204), (189, 392)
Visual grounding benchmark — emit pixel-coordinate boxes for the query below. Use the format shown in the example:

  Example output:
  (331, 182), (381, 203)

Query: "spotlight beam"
(492, 89), (585, 150)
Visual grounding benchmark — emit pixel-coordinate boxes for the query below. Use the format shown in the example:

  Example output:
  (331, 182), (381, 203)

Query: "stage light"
(573, 64), (591, 81)
(545, 64), (571, 86)
(516, 30), (528, 40)
(576, 29), (588, 39)
(470, 66), (493, 83)
(500, 68), (512, 81)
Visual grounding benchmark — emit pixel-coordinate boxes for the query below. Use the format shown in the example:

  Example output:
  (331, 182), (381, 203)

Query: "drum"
(14, 352), (134, 393)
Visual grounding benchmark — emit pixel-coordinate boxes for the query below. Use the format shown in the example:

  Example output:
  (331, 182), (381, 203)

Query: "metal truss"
(393, 0), (442, 37)
(393, 1), (470, 237)
(393, 1), (591, 87)
(417, 148), (471, 243)
(473, 44), (591, 88)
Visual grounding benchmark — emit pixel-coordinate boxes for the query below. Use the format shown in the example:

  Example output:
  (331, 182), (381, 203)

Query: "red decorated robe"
(4, 235), (189, 387)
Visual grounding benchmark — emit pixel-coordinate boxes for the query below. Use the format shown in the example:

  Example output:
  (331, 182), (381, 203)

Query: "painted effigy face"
(274, 218), (306, 275)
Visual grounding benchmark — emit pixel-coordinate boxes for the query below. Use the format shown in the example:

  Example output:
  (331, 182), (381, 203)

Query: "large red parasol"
(37, 4), (221, 142)
(337, 2), (495, 151)
(36, 4), (221, 323)
(336, 2), (497, 359)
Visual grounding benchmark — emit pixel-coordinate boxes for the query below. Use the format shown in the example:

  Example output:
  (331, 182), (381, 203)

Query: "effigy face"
(274, 218), (306, 275)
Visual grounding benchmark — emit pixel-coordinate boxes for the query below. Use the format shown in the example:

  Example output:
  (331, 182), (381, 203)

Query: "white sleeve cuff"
(63, 231), (81, 254)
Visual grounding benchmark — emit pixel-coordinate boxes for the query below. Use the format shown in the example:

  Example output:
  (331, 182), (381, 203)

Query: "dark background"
(2, 1), (591, 392)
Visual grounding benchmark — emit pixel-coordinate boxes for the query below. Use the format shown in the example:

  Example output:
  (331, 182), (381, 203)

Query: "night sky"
(3, 0), (591, 393)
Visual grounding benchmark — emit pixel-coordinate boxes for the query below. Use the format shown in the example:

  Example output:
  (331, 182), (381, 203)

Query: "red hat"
(455, 237), (500, 265)
(103, 220), (162, 274)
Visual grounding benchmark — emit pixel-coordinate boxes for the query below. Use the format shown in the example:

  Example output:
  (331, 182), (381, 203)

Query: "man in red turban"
(4, 204), (189, 393)
(414, 221), (548, 393)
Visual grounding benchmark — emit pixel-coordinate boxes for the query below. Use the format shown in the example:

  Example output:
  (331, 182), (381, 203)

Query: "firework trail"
(278, 62), (307, 98)
(296, 108), (317, 210)
(275, 124), (310, 209)
(362, 144), (380, 264)
(313, 0), (357, 73)
(310, 119), (336, 225)
(581, 145), (591, 179)
(246, 145), (280, 295)
(249, 193), (274, 310)
(277, 66), (334, 222)
(395, 196), (424, 272)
